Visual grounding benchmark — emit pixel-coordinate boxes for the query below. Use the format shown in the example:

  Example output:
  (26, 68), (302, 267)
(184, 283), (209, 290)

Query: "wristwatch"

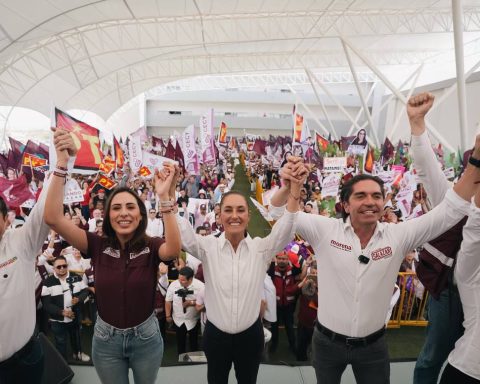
(469, 155), (480, 168)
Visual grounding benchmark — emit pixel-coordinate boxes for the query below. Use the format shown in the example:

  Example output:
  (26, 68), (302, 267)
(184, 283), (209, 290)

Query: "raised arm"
(154, 163), (181, 261)
(456, 187), (480, 285)
(407, 92), (450, 205)
(44, 128), (88, 254)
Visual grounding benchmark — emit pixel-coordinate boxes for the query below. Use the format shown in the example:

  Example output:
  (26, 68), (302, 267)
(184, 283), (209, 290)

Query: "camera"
(175, 287), (194, 299)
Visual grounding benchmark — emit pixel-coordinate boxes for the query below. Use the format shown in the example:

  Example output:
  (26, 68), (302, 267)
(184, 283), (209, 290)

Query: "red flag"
(55, 108), (103, 171)
(316, 132), (329, 152)
(175, 142), (185, 172)
(0, 174), (34, 208)
(218, 122), (228, 145)
(164, 140), (175, 160)
(22, 153), (48, 168)
(97, 175), (117, 190)
(113, 136), (124, 169)
(364, 146), (374, 173)
(139, 166), (152, 177)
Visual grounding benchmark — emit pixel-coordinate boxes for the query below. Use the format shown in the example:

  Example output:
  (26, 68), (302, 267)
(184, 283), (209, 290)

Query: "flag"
(8, 137), (25, 170)
(127, 131), (143, 173)
(20, 140), (48, 181)
(182, 124), (199, 174)
(199, 109), (216, 164)
(151, 136), (165, 151)
(54, 108), (103, 171)
(97, 175), (117, 190)
(252, 139), (267, 155)
(139, 166), (152, 177)
(98, 157), (115, 174)
(256, 179), (264, 205)
(364, 146), (374, 173)
(113, 136), (124, 169)
(175, 142), (185, 172)
(228, 137), (237, 150)
(293, 112), (304, 143)
(316, 132), (329, 152)
(22, 153), (48, 168)
(0, 153), (7, 175)
(218, 122), (228, 146)
(340, 136), (356, 152)
(0, 174), (34, 208)
(164, 140), (175, 160)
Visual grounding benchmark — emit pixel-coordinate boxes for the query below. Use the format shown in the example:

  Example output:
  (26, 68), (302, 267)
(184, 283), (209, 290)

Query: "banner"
(63, 178), (84, 204)
(249, 197), (273, 221)
(142, 151), (178, 171)
(182, 124), (199, 174)
(187, 198), (211, 214)
(54, 109), (103, 171)
(199, 109), (216, 164)
(321, 173), (341, 198)
(323, 157), (347, 173)
(128, 133), (143, 173)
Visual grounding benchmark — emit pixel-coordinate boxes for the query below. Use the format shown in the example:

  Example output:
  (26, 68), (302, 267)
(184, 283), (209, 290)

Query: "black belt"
(315, 322), (385, 347)
(0, 333), (38, 369)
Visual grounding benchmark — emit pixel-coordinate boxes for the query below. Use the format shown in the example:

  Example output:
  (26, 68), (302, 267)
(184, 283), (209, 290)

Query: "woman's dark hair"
(0, 197), (8, 218)
(340, 174), (385, 221)
(219, 191), (249, 212)
(102, 187), (149, 250)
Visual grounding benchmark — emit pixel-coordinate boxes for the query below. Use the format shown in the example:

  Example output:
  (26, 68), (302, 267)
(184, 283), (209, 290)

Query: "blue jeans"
(92, 313), (164, 384)
(414, 288), (464, 384)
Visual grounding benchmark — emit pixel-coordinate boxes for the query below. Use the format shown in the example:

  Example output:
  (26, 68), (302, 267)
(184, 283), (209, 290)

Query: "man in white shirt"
(146, 209), (163, 237)
(270, 124), (480, 383)
(165, 267), (204, 356)
(87, 209), (102, 232)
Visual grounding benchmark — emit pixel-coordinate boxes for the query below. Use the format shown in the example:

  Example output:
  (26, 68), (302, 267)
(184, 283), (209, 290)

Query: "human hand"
(407, 92), (435, 135)
(52, 128), (78, 164)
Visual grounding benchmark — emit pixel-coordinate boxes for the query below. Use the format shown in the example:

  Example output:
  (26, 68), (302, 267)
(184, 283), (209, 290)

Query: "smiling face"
(108, 192), (142, 241)
(219, 193), (250, 237)
(343, 180), (384, 228)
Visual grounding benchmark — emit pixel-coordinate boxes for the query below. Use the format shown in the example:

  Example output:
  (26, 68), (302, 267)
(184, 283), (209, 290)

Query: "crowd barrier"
(388, 272), (428, 328)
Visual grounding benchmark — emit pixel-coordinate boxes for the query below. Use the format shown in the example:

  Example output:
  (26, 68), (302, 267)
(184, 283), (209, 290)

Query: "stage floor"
(71, 361), (416, 383)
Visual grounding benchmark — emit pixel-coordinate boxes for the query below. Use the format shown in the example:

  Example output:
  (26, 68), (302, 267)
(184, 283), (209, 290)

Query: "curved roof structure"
(1, 0), (480, 129)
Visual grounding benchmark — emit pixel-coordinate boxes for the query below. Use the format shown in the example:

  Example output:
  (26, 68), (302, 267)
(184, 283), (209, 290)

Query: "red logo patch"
(371, 246), (393, 261)
(330, 240), (352, 252)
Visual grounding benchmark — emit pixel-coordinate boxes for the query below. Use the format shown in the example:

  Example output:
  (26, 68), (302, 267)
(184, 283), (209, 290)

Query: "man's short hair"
(53, 255), (67, 264)
(196, 226), (206, 234)
(179, 266), (194, 280)
(340, 174), (385, 221)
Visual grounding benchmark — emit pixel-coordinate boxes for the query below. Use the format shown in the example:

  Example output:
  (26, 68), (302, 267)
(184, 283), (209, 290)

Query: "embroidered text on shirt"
(371, 246), (393, 261)
(330, 240), (352, 252)
(130, 247), (150, 260)
(0, 256), (17, 270)
(103, 247), (120, 258)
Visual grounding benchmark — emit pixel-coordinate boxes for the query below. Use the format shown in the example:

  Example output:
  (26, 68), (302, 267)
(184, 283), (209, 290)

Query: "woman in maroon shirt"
(44, 129), (181, 384)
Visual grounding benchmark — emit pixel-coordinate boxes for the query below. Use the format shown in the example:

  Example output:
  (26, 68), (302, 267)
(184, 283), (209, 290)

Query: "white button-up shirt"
(0, 183), (50, 361)
(176, 210), (297, 334)
(270, 189), (469, 337)
(166, 278), (204, 330)
(448, 202), (480, 380)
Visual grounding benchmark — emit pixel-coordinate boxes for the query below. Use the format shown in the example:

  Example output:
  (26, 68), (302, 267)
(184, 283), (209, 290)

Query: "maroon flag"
(0, 174), (34, 208)
(340, 136), (356, 152)
(175, 142), (185, 172)
(152, 136), (165, 151)
(8, 137), (25, 171)
(164, 140), (175, 160)
(252, 139), (267, 155)
(0, 153), (7, 175)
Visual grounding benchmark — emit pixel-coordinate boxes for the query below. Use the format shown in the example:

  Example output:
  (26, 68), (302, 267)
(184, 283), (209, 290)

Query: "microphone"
(358, 255), (370, 264)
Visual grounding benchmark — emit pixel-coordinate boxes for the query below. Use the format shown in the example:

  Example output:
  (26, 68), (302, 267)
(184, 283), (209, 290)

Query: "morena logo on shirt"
(371, 246), (393, 261)
(330, 240), (352, 252)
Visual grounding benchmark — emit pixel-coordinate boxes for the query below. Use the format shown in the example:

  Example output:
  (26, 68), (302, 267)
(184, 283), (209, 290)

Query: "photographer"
(41, 256), (90, 362)
(165, 266), (205, 356)
(296, 257), (318, 361)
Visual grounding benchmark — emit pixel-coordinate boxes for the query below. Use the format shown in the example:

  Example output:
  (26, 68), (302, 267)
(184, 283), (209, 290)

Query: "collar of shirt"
(218, 232), (252, 252)
(342, 216), (386, 240)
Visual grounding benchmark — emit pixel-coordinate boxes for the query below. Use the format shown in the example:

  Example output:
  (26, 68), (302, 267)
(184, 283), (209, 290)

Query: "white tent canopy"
(0, 0), (480, 140)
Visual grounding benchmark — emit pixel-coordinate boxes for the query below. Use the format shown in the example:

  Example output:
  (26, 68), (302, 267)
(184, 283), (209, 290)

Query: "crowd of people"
(0, 92), (479, 384)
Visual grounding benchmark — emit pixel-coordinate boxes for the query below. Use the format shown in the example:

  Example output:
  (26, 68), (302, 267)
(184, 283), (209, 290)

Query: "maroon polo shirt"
(86, 231), (164, 328)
